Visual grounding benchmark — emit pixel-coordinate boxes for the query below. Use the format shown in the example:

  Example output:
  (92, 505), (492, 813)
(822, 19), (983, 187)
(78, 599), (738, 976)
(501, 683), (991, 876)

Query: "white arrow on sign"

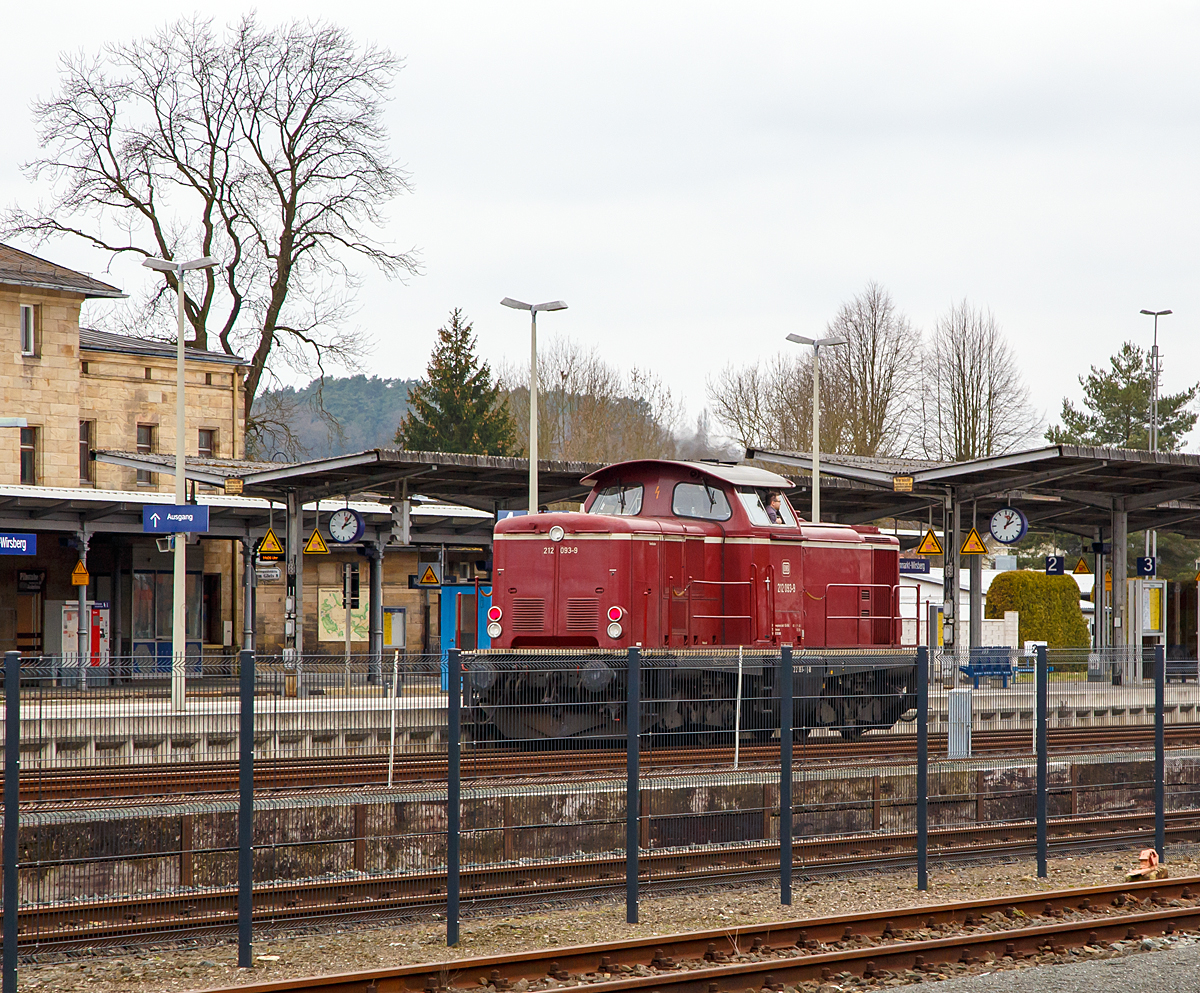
(150, 512), (161, 527)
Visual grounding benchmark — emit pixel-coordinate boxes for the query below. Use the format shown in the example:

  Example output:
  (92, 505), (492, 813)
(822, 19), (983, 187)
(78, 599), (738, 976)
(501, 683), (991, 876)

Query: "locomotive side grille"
(566, 598), (599, 631)
(511, 598), (546, 631)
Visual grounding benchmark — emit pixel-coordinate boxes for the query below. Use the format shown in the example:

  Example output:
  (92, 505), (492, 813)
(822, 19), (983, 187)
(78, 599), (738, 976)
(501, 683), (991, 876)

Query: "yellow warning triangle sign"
(71, 560), (90, 586)
(303, 528), (330, 555)
(960, 527), (988, 555)
(418, 565), (440, 586)
(259, 527), (284, 555)
(915, 528), (943, 556)
(1073, 557), (1091, 575)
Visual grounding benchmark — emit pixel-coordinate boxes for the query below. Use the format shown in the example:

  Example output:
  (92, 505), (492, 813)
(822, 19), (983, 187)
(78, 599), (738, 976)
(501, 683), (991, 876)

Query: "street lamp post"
(785, 333), (846, 524)
(142, 255), (219, 711)
(500, 297), (568, 513)
(1139, 308), (1171, 567)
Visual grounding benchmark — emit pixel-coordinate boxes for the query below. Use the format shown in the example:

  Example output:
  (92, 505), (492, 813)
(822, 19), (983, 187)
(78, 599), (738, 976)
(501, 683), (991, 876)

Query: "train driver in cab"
(766, 491), (783, 524)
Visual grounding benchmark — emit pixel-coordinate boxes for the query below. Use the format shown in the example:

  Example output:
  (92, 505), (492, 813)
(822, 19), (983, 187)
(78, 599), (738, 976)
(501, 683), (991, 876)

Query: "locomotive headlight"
(580, 658), (614, 692)
(607, 621), (623, 639)
(470, 662), (497, 691)
(486, 621), (502, 639)
(607, 606), (624, 622)
(549, 525), (565, 542)
(487, 606), (502, 622)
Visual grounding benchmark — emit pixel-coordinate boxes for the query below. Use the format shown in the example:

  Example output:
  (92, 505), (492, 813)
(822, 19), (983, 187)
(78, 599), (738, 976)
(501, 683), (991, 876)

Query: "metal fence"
(0, 642), (1190, 986)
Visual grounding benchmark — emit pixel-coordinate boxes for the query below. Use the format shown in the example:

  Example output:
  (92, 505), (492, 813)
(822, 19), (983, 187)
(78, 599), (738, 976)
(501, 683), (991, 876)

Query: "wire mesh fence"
(0, 642), (1195, 963)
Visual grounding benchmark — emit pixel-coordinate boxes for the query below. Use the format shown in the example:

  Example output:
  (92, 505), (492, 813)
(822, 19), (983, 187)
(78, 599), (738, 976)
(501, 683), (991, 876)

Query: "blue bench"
(959, 660), (1015, 688)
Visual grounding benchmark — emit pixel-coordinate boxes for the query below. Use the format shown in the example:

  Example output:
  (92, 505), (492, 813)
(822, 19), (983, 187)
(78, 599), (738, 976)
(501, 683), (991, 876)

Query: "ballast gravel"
(14, 849), (1200, 992)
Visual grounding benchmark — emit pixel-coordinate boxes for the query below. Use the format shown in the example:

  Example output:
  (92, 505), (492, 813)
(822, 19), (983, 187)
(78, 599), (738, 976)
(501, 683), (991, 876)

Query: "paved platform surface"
(909, 937), (1200, 992)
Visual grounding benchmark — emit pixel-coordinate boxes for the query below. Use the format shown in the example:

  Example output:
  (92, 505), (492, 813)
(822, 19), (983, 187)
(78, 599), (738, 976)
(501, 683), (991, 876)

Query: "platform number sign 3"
(989, 506), (1028, 545)
(328, 508), (365, 543)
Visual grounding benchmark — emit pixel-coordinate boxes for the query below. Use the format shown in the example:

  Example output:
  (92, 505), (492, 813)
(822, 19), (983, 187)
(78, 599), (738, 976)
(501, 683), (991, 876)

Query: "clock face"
(989, 506), (1028, 544)
(328, 508), (363, 543)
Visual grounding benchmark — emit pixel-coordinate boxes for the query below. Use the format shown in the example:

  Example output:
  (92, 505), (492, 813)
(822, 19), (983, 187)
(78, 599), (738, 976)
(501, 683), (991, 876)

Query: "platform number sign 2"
(1045, 555), (1065, 576)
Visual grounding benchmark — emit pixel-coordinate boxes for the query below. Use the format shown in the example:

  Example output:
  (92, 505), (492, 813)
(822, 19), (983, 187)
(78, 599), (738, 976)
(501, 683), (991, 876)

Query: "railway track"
(19, 723), (1200, 802)
(13, 807), (1200, 951)
(190, 874), (1200, 993)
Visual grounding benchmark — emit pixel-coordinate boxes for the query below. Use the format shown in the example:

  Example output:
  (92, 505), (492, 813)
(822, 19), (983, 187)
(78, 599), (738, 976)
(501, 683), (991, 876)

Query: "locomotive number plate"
(543, 546), (579, 554)
(776, 583), (796, 593)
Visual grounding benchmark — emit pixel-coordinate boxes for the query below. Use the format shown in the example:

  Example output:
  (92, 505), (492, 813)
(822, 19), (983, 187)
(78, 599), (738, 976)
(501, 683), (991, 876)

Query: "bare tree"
(2, 16), (416, 452)
(706, 352), (852, 454)
(918, 300), (1038, 460)
(826, 281), (920, 456)
(501, 339), (682, 463)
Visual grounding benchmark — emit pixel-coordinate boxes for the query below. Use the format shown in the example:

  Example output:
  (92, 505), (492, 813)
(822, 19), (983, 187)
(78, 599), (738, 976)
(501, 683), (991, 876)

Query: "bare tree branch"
(2, 15), (417, 436)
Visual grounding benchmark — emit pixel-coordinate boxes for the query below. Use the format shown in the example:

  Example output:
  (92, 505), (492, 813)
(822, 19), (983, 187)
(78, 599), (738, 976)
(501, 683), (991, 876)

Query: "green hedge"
(984, 570), (1089, 649)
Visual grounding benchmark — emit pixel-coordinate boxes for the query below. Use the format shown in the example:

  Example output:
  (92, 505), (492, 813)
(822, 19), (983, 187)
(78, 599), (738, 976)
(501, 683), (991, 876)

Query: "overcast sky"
(4, 2), (1198, 447)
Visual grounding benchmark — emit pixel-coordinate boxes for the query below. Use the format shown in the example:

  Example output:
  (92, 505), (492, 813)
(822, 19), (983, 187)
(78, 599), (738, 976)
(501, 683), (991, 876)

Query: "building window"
(79, 420), (95, 484)
(205, 372), (213, 386)
(197, 429), (216, 460)
(145, 367), (152, 380)
(136, 424), (156, 484)
(19, 305), (38, 357)
(19, 428), (37, 484)
(81, 360), (89, 375)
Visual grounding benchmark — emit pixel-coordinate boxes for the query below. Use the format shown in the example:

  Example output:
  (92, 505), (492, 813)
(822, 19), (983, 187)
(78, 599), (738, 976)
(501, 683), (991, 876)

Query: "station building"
(0, 244), (507, 664)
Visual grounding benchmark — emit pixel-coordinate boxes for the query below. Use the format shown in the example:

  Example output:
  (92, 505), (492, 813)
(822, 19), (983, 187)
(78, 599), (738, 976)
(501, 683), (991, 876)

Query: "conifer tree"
(1046, 342), (1198, 450)
(396, 309), (518, 455)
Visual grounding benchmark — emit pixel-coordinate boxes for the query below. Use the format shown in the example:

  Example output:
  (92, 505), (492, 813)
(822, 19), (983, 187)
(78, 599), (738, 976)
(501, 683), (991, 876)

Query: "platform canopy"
(745, 444), (1200, 540)
(94, 448), (602, 513)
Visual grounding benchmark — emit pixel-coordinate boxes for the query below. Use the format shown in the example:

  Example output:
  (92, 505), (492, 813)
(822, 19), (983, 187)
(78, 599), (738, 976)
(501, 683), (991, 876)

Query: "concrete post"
(286, 490), (303, 660)
(241, 538), (255, 653)
(76, 530), (89, 689)
(369, 538), (384, 683)
(1113, 506), (1131, 678)
(969, 554), (982, 649)
(945, 496), (960, 651)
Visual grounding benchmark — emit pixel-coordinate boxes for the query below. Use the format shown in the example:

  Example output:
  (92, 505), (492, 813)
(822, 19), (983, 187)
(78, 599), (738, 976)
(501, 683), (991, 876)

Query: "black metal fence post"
(916, 646), (928, 892)
(626, 646), (640, 925)
(447, 648), (461, 946)
(1036, 644), (1048, 878)
(1155, 643), (1165, 860)
(3, 652), (19, 993)
(780, 646), (793, 905)
(237, 648), (254, 968)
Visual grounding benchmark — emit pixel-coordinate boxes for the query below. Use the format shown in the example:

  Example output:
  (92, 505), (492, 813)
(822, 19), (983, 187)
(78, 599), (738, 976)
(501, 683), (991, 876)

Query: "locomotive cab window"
(738, 488), (797, 527)
(588, 484), (643, 516)
(672, 481), (732, 521)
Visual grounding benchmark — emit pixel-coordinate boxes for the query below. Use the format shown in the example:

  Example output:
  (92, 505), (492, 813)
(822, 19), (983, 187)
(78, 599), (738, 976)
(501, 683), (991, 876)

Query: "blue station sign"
(898, 558), (930, 575)
(142, 505), (210, 534)
(0, 533), (36, 555)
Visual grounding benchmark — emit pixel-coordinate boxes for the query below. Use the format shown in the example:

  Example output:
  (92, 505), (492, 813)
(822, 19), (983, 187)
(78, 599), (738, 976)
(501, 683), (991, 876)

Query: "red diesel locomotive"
(471, 459), (918, 741)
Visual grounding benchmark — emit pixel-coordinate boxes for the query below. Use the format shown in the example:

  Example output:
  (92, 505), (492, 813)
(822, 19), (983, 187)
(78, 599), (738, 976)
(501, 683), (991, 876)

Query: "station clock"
(989, 506), (1028, 545)
(328, 507), (365, 543)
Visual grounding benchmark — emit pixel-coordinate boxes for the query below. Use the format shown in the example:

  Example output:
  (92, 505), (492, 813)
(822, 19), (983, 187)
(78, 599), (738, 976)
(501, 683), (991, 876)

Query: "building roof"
(0, 244), (125, 299)
(80, 328), (245, 366)
(93, 448), (604, 512)
(746, 444), (1200, 540)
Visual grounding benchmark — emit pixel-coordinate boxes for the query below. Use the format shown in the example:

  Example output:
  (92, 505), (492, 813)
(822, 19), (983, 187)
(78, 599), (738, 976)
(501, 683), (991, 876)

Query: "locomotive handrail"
(683, 578), (755, 643)
(891, 583), (921, 647)
(825, 583), (904, 647)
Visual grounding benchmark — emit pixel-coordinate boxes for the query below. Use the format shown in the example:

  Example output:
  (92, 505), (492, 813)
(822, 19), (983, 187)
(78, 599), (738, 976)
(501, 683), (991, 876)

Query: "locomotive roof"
(581, 460), (794, 489)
